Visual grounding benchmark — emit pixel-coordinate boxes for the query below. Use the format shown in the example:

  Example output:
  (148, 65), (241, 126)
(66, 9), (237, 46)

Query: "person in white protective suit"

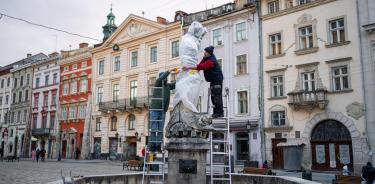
(172, 21), (207, 113)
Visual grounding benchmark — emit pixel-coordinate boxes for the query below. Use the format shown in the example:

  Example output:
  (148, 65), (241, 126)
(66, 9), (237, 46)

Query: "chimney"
(156, 16), (167, 25)
(27, 53), (32, 58)
(79, 42), (89, 49)
(49, 52), (59, 58)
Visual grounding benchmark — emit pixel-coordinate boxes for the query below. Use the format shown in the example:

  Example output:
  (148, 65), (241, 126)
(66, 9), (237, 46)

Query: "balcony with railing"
(31, 128), (51, 136)
(98, 97), (150, 113)
(287, 89), (328, 111)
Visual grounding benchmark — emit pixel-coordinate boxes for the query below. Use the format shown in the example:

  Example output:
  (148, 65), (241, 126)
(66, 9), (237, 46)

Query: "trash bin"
(302, 170), (312, 181)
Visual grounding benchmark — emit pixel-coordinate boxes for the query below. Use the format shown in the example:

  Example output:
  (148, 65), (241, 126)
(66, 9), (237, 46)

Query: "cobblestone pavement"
(0, 159), (138, 184)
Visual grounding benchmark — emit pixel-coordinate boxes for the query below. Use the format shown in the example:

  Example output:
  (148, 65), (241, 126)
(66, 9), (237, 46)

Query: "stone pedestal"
(166, 138), (209, 184)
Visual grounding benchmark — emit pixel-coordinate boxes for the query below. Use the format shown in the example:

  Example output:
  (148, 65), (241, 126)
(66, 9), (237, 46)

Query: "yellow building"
(91, 12), (181, 160)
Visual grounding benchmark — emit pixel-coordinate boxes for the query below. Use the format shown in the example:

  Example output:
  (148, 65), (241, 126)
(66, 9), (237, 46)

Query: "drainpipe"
(355, 0), (372, 162)
(256, 0), (266, 163)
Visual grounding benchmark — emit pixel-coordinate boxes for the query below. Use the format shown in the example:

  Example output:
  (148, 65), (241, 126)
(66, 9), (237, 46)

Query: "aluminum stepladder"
(142, 85), (166, 184)
(209, 87), (232, 184)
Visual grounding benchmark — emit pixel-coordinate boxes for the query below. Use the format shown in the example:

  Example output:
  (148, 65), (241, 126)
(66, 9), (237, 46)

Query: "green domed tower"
(102, 5), (117, 42)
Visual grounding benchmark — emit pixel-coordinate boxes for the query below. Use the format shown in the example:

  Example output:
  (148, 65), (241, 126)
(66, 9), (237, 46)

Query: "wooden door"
(311, 141), (353, 171)
(272, 138), (286, 169)
(62, 140), (67, 159)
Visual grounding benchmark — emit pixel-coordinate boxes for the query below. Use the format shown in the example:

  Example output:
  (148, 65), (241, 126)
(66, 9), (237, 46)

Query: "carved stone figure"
(346, 102), (365, 120)
(166, 21), (213, 138)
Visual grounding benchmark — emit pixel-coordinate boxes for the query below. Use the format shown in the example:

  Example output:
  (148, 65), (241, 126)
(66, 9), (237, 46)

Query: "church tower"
(102, 5), (117, 42)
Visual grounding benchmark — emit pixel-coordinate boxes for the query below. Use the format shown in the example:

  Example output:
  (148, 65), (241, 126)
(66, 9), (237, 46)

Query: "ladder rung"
(150, 181), (163, 184)
(148, 109), (165, 111)
(145, 162), (165, 165)
(212, 178), (231, 181)
(212, 140), (229, 143)
(144, 173), (164, 176)
(212, 152), (228, 155)
(211, 165), (230, 167)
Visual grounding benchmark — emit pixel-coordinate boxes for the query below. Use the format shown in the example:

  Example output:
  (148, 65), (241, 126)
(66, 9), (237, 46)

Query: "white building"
(261, 0), (368, 173)
(30, 53), (60, 158)
(0, 65), (13, 158)
(182, 0), (262, 165)
(358, 0), (375, 165)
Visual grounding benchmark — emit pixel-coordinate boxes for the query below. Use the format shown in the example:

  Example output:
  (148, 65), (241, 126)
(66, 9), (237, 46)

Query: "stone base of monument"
(166, 138), (209, 184)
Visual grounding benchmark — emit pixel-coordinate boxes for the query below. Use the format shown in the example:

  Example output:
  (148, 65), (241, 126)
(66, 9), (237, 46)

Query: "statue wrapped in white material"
(166, 21), (213, 138)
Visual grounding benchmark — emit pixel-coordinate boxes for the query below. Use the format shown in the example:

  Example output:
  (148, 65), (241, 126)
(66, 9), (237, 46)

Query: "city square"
(1, 0), (375, 183)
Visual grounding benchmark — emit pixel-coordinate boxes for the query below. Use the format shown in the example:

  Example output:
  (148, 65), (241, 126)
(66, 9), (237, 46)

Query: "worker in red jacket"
(183, 46), (224, 118)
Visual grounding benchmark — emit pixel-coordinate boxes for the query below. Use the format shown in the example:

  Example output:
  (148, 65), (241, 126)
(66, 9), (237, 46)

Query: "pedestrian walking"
(183, 46), (224, 118)
(361, 162), (375, 184)
(40, 149), (46, 162)
(36, 148), (40, 163)
(75, 147), (80, 160)
(31, 150), (36, 162)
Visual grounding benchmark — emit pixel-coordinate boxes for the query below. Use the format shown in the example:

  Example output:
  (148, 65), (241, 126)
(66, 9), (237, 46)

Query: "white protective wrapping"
(173, 21), (207, 113)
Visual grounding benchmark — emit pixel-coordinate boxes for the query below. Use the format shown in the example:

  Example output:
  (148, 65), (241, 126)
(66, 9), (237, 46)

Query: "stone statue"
(166, 21), (213, 139)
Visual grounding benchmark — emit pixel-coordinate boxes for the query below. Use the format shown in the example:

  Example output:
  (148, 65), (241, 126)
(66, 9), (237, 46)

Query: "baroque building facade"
(7, 53), (48, 158)
(30, 53), (60, 158)
(0, 65), (13, 158)
(182, 0), (262, 165)
(261, 0), (368, 173)
(358, 0), (375, 165)
(58, 43), (92, 159)
(91, 12), (181, 160)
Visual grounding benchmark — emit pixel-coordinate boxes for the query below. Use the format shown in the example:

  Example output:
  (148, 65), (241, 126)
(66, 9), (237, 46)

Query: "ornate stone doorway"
(310, 119), (353, 171)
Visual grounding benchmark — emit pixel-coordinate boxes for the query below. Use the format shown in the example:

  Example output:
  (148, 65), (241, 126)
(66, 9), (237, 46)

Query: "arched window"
(128, 114), (135, 130)
(110, 116), (117, 131)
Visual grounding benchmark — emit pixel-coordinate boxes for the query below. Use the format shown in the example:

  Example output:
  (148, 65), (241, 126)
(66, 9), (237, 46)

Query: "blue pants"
(149, 111), (164, 152)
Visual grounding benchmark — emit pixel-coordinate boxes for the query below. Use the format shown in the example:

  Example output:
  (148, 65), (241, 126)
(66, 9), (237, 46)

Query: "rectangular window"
(236, 54), (247, 75)
(329, 18), (345, 44)
(150, 46), (157, 63)
(80, 79), (88, 92)
(20, 76), (24, 86)
(36, 78), (40, 88)
(299, 26), (313, 49)
(82, 61), (87, 68)
(53, 73), (58, 84)
(18, 91), (22, 102)
(268, 0), (280, 14)
(131, 51), (138, 67)
(34, 95), (39, 107)
(42, 115), (47, 128)
(235, 22), (247, 41)
(51, 93), (57, 105)
(13, 78), (17, 88)
(129, 116), (135, 130)
(0, 96), (2, 105)
(114, 56), (120, 72)
(72, 64), (78, 70)
(71, 81), (77, 94)
(43, 93), (48, 107)
(237, 91), (248, 114)
(97, 87), (103, 104)
(298, 0), (310, 5)
(5, 95), (9, 105)
(45, 75), (49, 86)
(63, 83), (69, 95)
(50, 114), (55, 129)
(79, 104), (86, 118)
(12, 93), (16, 103)
(130, 80), (137, 104)
(69, 106), (76, 119)
(171, 40), (179, 58)
(301, 72), (315, 91)
(33, 116), (37, 129)
(269, 33), (282, 56)
(98, 60), (104, 75)
(17, 111), (21, 123)
(1, 79), (4, 88)
(63, 66), (69, 72)
(61, 107), (67, 120)
(271, 111), (286, 126)
(96, 118), (101, 131)
(271, 76), (284, 97)
(23, 110), (27, 122)
(25, 90), (29, 101)
(212, 28), (222, 46)
(27, 74), (30, 85)
(112, 84), (119, 102)
(7, 77), (10, 87)
(332, 66), (349, 91)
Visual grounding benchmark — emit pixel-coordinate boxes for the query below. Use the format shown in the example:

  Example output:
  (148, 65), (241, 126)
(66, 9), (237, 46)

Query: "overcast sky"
(0, 0), (231, 66)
